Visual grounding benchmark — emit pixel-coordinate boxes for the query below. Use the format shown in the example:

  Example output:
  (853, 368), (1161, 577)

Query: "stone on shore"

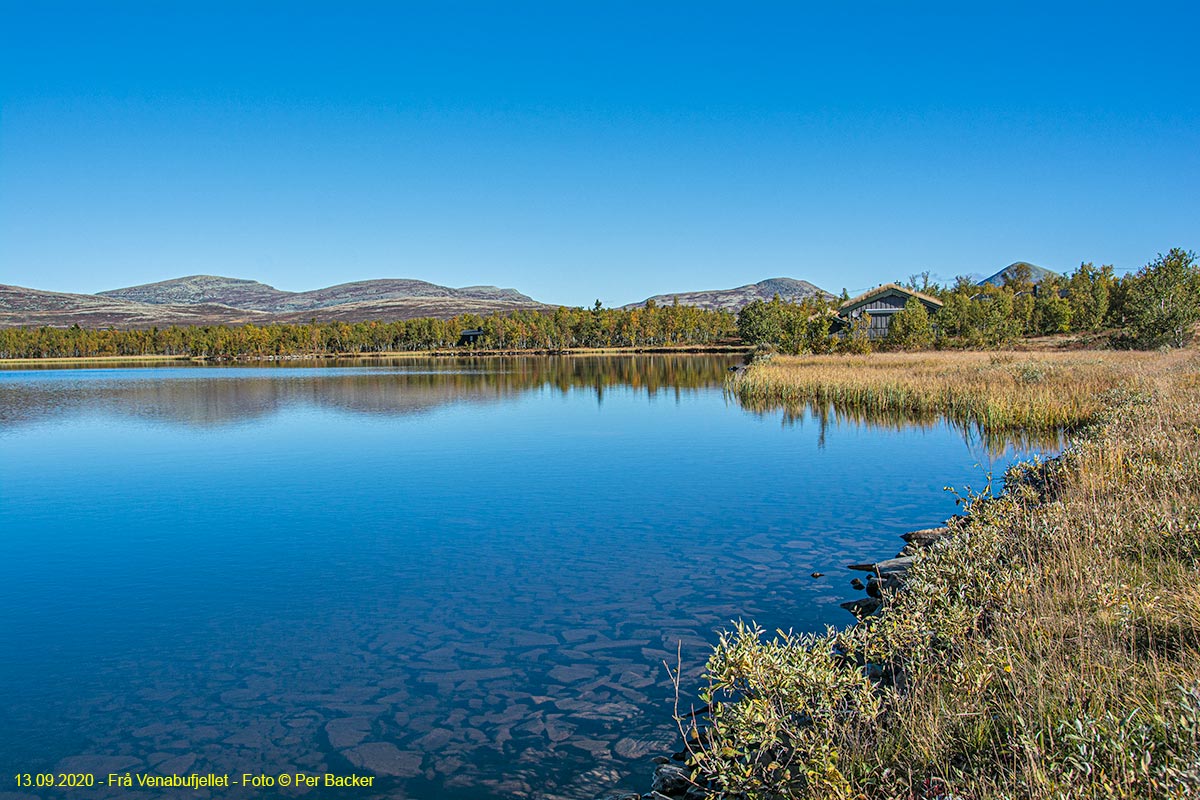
(901, 526), (949, 546)
(841, 597), (882, 618)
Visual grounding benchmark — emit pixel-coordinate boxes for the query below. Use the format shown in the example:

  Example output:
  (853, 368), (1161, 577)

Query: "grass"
(729, 351), (1146, 433)
(687, 349), (1200, 799)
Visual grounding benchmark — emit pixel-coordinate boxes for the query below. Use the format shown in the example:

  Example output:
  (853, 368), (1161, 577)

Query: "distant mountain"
(98, 275), (291, 309)
(978, 262), (1061, 287)
(0, 284), (267, 328)
(100, 275), (538, 313)
(2, 275), (547, 329)
(620, 277), (833, 312)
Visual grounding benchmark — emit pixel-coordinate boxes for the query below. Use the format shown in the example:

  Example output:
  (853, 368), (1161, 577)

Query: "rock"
(850, 577), (865, 591)
(548, 664), (598, 683)
(652, 762), (692, 796)
(324, 717), (371, 749)
(652, 755), (671, 765)
(54, 756), (141, 775)
(902, 526), (949, 546)
(154, 754), (196, 774)
(613, 736), (665, 759)
(850, 555), (915, 573)
(341, 743), (423, 777)
(841, 598), (882, 618)
(867, 569), (908, 596)
(872, 556), (915, 574)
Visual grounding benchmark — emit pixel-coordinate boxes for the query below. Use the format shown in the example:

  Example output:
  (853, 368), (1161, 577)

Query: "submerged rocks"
(651, 762), (692, 795)
(341, 742), (423, 777)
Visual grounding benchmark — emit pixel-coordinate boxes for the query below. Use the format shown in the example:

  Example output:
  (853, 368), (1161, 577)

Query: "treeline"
(0, 302), (737, 359)
(737, 247), (1200, 353)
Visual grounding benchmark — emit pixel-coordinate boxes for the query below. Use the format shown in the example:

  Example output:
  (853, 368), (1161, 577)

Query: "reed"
(729, 351), (1146, 433)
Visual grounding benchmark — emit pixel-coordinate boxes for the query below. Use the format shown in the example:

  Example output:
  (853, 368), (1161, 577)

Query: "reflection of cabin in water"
(457, 329), (485, 346)
(831, 284), (943, 340)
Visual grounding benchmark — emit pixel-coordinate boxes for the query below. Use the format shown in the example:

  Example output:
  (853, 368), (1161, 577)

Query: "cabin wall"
(861, 296), (908, 312)
(838, 291), (942, 341)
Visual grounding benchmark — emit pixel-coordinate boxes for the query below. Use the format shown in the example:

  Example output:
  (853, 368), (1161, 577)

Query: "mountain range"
(0, 274), (841, 328)
(0, 276), (548, 328)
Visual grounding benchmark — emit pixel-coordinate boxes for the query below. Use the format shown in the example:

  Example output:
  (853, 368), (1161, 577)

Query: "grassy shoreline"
(0, 344), (746, 367)
(688, 349), (1200, 798)
(728, 351), (1153, 433)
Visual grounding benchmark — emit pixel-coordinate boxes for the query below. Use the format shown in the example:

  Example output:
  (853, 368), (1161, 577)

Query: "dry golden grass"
(692, 349), (1200, 799)
(730, 350), (1153, 432)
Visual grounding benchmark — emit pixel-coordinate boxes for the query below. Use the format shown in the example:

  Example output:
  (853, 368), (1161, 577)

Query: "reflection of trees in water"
(733, 393), (1064, 461)
(0, 355), (742, 429)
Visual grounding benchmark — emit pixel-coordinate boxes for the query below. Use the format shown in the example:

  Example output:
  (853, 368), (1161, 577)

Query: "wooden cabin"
(457, 328), (485, 346)
(832, 284), (943, 340)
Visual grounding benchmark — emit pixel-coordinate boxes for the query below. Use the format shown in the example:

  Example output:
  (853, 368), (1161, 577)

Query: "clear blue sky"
(2, 2), (1197, 306)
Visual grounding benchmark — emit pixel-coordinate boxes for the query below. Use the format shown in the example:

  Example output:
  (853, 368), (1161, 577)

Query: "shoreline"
(0, 345), (747, 367)
(641, 349), (1200, 798)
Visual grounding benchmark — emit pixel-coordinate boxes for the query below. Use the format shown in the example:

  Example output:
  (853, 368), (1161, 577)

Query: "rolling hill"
(1, 275), (547, 328)
(620, 277), (833, 312)
(99, 275), (537, 313)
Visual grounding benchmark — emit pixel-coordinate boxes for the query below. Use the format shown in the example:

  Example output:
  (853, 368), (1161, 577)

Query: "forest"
(0, 301), (736, 359)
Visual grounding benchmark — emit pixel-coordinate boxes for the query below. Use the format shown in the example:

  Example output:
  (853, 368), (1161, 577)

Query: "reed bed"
(729, 351), (1146, 433)
(689, 349), (1200, 799)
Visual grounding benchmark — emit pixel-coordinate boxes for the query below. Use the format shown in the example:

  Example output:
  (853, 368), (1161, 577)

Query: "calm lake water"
(0, 356), (1053, 799)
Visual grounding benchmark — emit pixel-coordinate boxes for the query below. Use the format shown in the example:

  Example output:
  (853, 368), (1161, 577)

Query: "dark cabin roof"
(839, 283), (943, 313)
(459, 328), (485, 336)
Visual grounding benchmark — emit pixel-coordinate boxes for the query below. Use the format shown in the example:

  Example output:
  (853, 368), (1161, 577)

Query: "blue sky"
(1, 2), (1197, 306)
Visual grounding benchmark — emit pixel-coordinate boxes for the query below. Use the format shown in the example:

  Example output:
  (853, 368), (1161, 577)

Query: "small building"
(457, 328), (485, 346)
(831, 284), (943, 340)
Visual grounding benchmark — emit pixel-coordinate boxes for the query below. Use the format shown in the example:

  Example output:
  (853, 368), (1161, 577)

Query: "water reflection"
(0, 355), (739, 430)
(734, 394), (1065, 459)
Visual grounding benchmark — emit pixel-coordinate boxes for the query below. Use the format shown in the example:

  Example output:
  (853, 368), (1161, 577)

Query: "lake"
(0, 356), (1052, 799)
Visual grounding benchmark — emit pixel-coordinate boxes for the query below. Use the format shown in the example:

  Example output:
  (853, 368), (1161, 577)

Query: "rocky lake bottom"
(0, 357), (1054, 799)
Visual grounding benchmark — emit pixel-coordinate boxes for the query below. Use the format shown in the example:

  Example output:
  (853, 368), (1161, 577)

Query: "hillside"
(100, 275), (539, 313)
(3, 275), (547, 328)
(97, 276), (291, 310)
(978, 261), (1062, 286)
(0, 284), (268, 328)
(620, 277), (833, 312)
